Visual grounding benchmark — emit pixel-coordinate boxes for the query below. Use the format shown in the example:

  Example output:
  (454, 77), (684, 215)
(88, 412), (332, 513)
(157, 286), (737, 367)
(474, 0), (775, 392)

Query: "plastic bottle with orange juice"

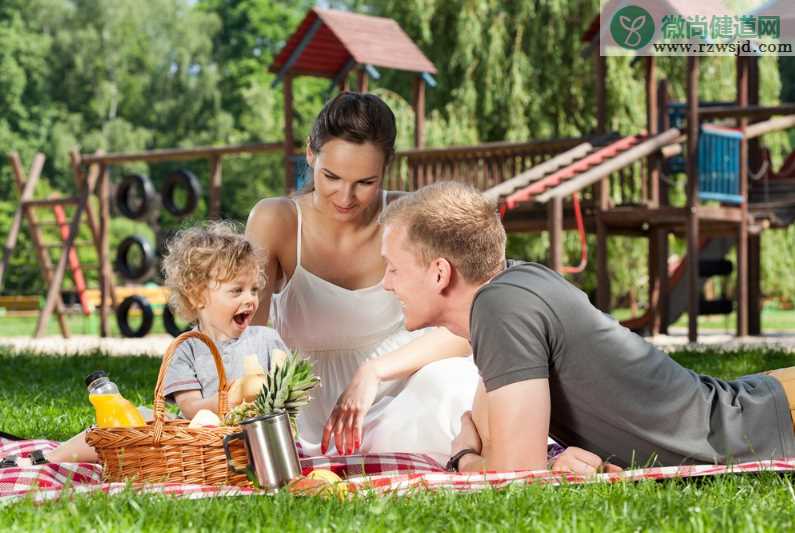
(85, 370), (145, 428)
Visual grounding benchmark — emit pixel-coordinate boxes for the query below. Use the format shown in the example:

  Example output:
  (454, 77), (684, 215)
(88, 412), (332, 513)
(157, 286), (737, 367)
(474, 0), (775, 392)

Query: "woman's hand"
(321, 361), (380, 455)
(549, 446), (622, 475)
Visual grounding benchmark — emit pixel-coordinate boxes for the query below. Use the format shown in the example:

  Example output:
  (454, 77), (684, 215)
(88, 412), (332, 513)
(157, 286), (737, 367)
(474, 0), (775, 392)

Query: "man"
(380, 181), (795, 473)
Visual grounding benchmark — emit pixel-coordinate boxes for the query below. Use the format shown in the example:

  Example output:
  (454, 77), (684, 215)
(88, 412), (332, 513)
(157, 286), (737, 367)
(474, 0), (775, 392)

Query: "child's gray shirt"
(162, 326), (288, 402)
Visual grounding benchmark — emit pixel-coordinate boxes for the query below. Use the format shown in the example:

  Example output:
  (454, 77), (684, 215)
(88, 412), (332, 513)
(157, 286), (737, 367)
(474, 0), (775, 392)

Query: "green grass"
(3, 305), (791, 339)
(609, 306), (795, 332)
(0, 311), (172, 338)
(3, 346), (795, 531)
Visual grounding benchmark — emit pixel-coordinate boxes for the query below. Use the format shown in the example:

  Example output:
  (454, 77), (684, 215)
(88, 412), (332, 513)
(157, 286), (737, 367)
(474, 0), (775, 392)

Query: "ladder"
(0, 151), (116, 338)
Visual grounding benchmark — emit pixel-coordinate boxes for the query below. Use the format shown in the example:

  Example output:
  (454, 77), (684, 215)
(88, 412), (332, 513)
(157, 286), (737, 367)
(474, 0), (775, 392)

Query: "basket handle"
(151, 331), (230, 440)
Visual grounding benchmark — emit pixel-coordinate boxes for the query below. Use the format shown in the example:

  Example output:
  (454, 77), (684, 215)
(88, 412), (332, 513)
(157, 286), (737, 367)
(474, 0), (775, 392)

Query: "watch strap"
(445, 448), (479, 472)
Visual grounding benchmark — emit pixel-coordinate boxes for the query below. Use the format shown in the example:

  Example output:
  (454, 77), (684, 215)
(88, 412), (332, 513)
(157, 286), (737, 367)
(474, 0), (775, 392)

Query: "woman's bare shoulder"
(246, 196), (297, 247)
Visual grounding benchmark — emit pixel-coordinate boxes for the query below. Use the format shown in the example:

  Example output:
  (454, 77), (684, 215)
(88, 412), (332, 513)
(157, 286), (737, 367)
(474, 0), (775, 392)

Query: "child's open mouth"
(233, 311), (252, 327)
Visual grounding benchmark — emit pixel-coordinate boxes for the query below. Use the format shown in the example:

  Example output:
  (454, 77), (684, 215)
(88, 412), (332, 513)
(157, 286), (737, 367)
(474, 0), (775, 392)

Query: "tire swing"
(162, 169), (202, 217)
(162, 305), (191, 337)
(116, 295), (154, 338)
(115, 235), (157, 282)
(115, 174), (157, 220)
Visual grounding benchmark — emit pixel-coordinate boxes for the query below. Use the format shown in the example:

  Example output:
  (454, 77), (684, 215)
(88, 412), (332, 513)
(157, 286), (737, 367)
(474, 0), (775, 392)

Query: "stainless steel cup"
(223, 411), (301, 490)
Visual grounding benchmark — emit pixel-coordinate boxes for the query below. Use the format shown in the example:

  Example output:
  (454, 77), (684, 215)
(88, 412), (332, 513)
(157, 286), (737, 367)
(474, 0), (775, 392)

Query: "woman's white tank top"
(269, 191), (404, 354)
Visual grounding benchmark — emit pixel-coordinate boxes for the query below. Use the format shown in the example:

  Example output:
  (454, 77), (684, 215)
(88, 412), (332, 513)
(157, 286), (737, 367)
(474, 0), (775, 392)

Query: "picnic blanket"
(3, 437), (795, 503)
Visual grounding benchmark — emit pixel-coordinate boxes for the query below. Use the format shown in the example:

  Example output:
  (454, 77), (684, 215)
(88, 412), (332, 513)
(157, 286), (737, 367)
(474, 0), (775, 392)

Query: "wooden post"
(736, 55), (749, 337)
(655, 79), (671, 333)
(646, 57), (660, 207)
(209, 156), (222, 219)
(748, 57), (762, 173)
(654, 228), (669, 334)
(594, 48), (607, 134)
(748, 233), (761, 335)
(283, 73), (295, 193)
(548, 197), (563, 273)
(594, 48), (610, 311)
(595, 213), (610, 312)
(648, 230), (659, 334)
(686, 56), (700, 343)
(98, 163), (110, 338)
(357, 67), (368, 92)
(413, 75), (426, 148)
(69, 149), (116, 310)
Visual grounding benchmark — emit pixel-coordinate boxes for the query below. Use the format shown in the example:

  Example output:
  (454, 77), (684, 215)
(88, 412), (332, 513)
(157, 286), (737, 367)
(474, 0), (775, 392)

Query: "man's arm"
(457, 378), (550, 472)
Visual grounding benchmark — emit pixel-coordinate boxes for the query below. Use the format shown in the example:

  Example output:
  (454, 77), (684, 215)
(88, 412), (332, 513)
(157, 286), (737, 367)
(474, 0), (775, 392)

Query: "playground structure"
(1, 143), (288, 338)
(3, 6), (795, 341)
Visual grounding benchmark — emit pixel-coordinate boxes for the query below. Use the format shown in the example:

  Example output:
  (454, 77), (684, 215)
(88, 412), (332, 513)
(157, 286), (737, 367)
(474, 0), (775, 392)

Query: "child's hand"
(228, 378), (244, 406)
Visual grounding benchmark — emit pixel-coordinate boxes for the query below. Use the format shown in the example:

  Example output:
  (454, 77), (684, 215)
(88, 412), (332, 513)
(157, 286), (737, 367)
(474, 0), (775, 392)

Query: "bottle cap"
(85, 370), (109, 387)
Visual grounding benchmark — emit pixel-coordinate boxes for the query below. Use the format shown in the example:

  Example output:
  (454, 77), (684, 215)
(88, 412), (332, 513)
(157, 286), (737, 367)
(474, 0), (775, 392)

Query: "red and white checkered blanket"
(3, 437), (795, 503)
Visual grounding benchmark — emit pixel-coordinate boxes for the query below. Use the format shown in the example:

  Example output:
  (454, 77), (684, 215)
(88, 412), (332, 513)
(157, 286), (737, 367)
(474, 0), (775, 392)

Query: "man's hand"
(550, 446), (623, 475)
(321, 362), (380, 455)
(451, 411), (482, 456)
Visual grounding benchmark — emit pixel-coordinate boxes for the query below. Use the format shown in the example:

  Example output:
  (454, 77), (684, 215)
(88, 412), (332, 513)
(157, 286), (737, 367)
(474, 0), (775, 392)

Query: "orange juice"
(89, 393), (146, 428)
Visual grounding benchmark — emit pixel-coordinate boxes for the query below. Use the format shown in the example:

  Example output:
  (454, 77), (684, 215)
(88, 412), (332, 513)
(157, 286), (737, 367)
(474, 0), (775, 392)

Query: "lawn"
(3, 346), (795, 532)
(3, 305), (792, 339)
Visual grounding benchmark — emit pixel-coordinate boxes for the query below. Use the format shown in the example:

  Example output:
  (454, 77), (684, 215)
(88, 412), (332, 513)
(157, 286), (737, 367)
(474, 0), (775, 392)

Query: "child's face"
(196, 268), (260, 342)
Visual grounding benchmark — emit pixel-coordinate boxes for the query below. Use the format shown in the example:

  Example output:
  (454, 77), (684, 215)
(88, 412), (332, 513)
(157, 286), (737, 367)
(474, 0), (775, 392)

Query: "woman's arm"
(321, 327), (471, 454)
(245, 197), (295, 326)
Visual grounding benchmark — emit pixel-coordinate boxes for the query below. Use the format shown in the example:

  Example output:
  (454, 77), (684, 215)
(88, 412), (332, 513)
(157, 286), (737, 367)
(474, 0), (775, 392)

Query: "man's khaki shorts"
(766, 367), (795, 426)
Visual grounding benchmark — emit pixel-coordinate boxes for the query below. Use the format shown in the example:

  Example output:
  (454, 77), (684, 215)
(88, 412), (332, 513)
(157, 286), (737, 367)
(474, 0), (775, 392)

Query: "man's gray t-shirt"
(470, 261), (795, 467)
(163, 326), (288, 402)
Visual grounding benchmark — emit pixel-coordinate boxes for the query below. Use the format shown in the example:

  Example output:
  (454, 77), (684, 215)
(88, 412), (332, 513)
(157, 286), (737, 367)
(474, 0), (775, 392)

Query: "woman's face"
(307, 138), (384, 222)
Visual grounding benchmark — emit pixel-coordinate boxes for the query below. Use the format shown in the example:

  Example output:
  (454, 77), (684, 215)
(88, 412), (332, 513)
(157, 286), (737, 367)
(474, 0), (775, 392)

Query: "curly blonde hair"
(162, 221), (266, 323)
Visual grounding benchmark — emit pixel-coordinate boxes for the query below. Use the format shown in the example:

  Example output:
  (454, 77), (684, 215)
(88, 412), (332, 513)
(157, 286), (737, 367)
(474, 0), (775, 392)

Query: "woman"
(246, 92), (479, 463)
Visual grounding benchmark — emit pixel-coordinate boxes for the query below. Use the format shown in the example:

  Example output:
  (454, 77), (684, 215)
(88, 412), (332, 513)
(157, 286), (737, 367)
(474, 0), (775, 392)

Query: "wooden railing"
(384, 137), (587, 192)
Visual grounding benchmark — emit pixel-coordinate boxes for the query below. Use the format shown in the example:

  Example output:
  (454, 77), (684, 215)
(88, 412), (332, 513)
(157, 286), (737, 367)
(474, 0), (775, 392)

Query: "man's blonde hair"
(380, 181), (506, 283)
(162, 221), (266, 322)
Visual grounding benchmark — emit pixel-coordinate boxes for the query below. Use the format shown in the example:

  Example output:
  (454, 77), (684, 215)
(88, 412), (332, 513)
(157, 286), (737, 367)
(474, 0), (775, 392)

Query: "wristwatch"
(446, 448), (479, 472)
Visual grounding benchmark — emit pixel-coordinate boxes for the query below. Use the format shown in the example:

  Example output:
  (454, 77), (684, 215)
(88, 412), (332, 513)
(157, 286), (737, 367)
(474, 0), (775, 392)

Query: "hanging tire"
(162, 305), (191, 337)
(162, 169), (201, 217)
(116, 295), (154, 338)
(115, 235), (156, 281)
(115, 174), (156, 220)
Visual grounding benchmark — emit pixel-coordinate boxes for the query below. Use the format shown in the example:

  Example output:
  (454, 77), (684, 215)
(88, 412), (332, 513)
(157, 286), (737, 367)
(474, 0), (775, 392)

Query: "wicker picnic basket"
(85, 331), (251, 487)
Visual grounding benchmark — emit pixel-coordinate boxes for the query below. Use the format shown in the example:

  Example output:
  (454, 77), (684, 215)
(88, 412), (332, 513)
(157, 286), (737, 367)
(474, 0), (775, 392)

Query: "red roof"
(270, 8), (436, 78)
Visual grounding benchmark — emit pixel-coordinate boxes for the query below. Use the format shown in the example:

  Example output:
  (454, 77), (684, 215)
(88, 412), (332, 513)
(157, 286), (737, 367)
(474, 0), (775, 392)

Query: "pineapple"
(224, 351), (320, 432)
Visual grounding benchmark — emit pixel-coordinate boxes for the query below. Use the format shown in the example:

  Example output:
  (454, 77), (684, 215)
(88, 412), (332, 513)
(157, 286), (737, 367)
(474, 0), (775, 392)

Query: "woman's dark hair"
(301, 92), (396, 192)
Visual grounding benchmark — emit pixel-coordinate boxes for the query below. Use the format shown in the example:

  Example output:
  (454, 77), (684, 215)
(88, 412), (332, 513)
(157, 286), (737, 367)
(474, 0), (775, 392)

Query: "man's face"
(381, 223), (440, 331)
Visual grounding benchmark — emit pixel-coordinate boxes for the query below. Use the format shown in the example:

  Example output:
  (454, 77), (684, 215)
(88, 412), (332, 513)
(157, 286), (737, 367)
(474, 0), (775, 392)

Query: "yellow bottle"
(86, 371), (145, 428)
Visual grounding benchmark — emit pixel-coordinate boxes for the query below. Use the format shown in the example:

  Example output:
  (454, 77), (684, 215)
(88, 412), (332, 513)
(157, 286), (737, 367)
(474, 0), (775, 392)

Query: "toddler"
(1, 222), (286, 467)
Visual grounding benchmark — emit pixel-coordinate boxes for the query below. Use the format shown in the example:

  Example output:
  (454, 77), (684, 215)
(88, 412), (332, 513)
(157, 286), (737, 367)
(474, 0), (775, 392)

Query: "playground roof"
(269, 8), (437, 79)
(582, 0), (742, 43)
